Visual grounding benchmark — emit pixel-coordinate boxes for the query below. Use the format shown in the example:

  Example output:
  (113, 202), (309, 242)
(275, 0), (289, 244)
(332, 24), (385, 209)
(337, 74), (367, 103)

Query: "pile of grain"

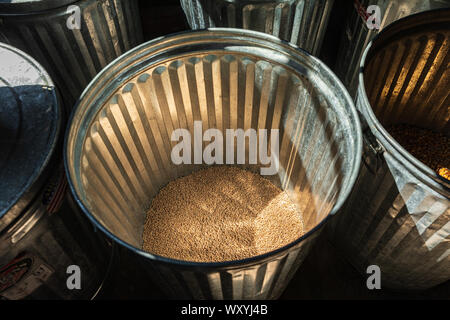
(388, 124), (449, 180)
(142, 166), (304, 262)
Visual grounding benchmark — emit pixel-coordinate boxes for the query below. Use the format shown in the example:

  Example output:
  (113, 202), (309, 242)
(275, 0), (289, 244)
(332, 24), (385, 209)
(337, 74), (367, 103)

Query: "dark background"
(95, 0), (449, 300)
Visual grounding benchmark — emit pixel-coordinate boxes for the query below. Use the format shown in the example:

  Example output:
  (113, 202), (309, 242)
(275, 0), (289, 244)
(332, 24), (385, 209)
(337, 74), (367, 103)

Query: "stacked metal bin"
(0, 0), (448, 300)
(333, 0), (450, 97)
(180, 0), (334, 55)
(0, 0), (143, 300)
(0, 43), (110, 299)
(328, 9), (450, 290)
(64, 29), (363, 299)
(0, 0), (143, 111)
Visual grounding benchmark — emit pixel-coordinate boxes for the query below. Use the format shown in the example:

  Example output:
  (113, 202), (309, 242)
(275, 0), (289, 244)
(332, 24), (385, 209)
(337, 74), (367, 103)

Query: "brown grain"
(388, 124), (449, 180)
(142, 166), (304, 262)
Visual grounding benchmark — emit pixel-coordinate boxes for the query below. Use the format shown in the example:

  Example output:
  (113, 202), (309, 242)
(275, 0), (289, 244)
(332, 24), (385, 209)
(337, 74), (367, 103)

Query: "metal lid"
(0, 43), (61, 229)
(0, 0), (76, 14)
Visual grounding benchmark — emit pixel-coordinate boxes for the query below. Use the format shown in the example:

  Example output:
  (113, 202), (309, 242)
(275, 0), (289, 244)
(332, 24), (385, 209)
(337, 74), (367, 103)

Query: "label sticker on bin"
(0, 253), (54, 300)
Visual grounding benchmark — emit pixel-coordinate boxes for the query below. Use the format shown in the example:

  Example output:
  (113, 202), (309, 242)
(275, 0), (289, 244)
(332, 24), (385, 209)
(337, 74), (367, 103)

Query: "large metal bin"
(328, 9), (450, 290)
(0, 43), (110, 300)
(65, 29), (362, 299)
(180, 0), (334, 56)
(334, 0), (450, 97)
(0, 0), (143, 112)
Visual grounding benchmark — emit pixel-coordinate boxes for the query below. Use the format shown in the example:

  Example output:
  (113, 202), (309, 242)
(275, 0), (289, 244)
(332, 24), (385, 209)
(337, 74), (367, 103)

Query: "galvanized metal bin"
(334, 0), (450, 97)
(0, 0), (143, 112)
(180, 0), (334, 56)
(0, 43), (110, 300)
(65, 29), (362, 299)
(328, 10), (450, 290)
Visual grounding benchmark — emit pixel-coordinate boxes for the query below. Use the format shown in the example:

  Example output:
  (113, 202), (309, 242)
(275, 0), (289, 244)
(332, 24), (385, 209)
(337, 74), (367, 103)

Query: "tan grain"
(142, 166), (304, 262)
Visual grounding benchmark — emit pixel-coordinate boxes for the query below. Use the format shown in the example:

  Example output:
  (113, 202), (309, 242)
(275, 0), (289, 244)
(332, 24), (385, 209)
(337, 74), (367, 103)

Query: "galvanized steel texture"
(328, 9), (450, 290)
(65, 29), (362, 299)
(120, 230), (320, 299)
(0, 43), (110, 300)
(0, 0), (143, 111)
(180, 0), (334, 56)
(334, 0), (450, 97)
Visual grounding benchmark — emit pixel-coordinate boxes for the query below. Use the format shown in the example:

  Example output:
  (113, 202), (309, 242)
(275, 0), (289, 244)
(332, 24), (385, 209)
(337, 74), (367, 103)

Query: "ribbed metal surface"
(334, 0), (450, 97)
(328, 10), (450, 290)
(180, 0), (334, 55)
(129, 232), (319, 299)
(66, 29), (362, 299)
(0, 0), (143, 112)
(79, 53), (356, 246)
